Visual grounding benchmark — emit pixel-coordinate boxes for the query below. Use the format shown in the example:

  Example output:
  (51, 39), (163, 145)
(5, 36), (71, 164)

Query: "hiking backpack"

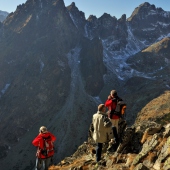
(40, 136), (54, 157)
(115, 100), (127, 117)
(109, 98), (126, 118)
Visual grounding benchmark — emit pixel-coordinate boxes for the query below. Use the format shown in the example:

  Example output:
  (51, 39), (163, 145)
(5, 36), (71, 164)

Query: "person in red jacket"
(32, 126), (56, 170)
(105, 90), (123, 150)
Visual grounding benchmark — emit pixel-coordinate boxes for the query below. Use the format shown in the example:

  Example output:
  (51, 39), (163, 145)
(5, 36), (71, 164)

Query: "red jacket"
(32, 132), (56, 159)
(105, 99), (119, 119)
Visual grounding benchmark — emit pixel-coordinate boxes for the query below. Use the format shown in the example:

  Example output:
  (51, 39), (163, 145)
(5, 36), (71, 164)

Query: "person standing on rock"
(32, 126), (56, 170)
(92, 104), (113, 162)
(105, 90), (124, 149)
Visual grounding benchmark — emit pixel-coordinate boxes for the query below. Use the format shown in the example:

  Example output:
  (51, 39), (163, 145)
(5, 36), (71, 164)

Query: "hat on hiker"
(98, 104), (105, 111)
(39, 126), (48, 133)
(110, 90), (117, 96)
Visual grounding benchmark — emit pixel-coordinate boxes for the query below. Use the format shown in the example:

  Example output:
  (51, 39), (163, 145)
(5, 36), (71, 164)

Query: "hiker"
(92, 104), (113, 162)
(105, 90), (125, 150)
(32, 126), (56, 170)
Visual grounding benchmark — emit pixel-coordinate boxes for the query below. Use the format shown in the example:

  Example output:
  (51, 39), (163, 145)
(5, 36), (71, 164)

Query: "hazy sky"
(0, 0), (170, 19)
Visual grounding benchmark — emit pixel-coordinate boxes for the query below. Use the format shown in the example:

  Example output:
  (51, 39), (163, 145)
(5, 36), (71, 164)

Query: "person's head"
(39, 126), (48, 134)
(98, 104), (106, 112)
(110, 90), (117, 98)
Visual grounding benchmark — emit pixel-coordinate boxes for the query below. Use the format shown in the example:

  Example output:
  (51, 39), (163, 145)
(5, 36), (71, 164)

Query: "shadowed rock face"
(80, 37), (106, 96)
(0, 0), (170, 169)
(0, 0), (78, 143)
(67, 2), (86, 34)
(0, 0), (106, 169)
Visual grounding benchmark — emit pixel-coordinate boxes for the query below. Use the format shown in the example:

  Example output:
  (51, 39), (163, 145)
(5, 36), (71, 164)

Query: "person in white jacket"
(92, 104), (113, 162)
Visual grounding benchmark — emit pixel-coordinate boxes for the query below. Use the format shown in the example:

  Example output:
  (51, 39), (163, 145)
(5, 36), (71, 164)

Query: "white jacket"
(92, 111), (113, 143)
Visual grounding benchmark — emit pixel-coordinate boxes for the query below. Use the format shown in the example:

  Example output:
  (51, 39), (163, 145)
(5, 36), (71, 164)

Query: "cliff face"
(0, 1), (170, 169)
(0, 0), (77, 141)
(80, 37), (106, 96)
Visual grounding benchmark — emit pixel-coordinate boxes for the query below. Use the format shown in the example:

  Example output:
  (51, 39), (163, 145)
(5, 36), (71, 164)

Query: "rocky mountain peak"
(127, 2), (170, 43)
(128, 2), (157, 21)
(87, 15), (97, 22)
(70, 2), (75, 7)
(100, 12), (112, 19)
(141, 2), (154, 8)
(67, 2), (86, 33)
(119, 14), (126, 22)
(4, 0), (73, 36)
(14, 0), (65, 14)
(67, 2), (77, 10)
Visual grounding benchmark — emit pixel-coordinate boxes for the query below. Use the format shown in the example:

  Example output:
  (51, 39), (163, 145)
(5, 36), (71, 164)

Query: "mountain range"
(0, 0), (169, 169)
(0, 10), (8, 22)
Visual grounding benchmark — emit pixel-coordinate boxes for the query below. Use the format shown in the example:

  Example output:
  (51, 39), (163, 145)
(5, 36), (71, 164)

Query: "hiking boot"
(94, 161), (102, 169)
(95, 163), (99, 169)
(107, 138), (116, 152)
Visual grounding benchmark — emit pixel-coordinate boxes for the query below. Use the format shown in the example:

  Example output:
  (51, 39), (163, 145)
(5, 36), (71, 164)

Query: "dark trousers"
(35, 157), (52, 170)
(112, 126), (120, 151)
(96, 143), (103, 162)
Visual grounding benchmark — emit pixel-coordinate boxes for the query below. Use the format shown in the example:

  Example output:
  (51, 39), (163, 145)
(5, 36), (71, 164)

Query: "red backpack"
(38, 136), (54, 158)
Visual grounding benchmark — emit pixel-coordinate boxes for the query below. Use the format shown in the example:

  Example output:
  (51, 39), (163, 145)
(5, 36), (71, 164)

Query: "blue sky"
(0, 0), (170, 19)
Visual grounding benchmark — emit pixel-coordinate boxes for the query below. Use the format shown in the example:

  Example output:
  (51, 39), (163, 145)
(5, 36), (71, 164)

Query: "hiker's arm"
(32, 136), (41, 146)
(105, 99), (112, 107)
(50, 133), (56, 142)
(32, 138), (39, 146)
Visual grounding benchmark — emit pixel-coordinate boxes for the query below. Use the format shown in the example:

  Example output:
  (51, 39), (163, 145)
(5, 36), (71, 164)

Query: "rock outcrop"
(49, 121), (170, 170)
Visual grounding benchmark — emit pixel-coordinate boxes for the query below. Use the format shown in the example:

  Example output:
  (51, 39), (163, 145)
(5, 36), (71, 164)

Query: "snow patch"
(157, 33), (170, 41)
(0, 83), (10, 98)
(57, 59), (65, 68)
(166, 84), (170, 88)
(142, 27), (155, 31)
(39, 0), (42, 8)
(39, 59), (44, 73)
(92, 96), (102, 104)
(67, 46), (81, 90)
(84, 23), (93, 40)
(69, 12), (78, 28)
(1, 84), (10, 94)
(165, 58), (170, 64)
(157, 22), (170, 28)
(161, 11), (170, 18)
(102, 24), (158, 80)
(7, 60), (15, 64)
(148, 10), (157, 16)
(36, 15), (39, 20)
